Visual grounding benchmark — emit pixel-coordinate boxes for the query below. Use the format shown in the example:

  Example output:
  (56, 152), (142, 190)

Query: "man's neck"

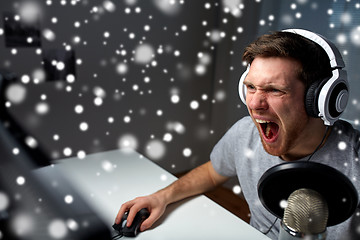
(281, 120), (332, 161)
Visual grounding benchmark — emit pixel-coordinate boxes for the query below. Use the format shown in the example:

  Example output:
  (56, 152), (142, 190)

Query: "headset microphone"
(238, 29), (349, 126)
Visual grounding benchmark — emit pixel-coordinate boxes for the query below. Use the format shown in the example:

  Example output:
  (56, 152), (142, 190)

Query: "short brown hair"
(242, 31), (332, 89)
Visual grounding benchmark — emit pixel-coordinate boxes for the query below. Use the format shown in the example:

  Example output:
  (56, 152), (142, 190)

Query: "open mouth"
(256, 119), (279, 141)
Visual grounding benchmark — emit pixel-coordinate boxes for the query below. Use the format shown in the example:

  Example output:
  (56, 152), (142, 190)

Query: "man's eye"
(271, 88), (285, 95)
(246, 85), (255, 91)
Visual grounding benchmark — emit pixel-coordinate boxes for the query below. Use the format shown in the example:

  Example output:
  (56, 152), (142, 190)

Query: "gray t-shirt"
(210, 116), (360, 240)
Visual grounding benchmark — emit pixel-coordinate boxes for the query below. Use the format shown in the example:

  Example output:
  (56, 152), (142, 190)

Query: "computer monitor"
(0, 72), (112, 239)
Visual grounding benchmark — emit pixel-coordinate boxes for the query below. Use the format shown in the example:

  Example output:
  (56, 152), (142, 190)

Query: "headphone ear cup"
(308, 69), (349, 125)
(305, 80), (322, 118)
(323, 76), (349, 120)
(238, 65), (250, 105)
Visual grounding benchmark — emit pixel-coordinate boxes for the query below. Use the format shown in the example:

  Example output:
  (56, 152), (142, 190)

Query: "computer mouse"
(112, 208), (150, 237)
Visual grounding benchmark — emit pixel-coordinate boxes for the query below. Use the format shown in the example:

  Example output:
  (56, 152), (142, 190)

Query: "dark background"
(1, 0), (360, 179)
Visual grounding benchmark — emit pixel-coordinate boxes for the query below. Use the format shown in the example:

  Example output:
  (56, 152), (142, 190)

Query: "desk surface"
(45, 149), (270, 240)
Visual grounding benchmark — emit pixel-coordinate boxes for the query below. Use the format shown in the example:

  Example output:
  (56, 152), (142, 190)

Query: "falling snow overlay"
(0, 0), (360, 239)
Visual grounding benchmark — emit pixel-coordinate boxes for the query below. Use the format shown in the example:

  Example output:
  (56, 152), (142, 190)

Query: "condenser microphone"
(279, 188), (328, 240)
(258, 161), (358, 235)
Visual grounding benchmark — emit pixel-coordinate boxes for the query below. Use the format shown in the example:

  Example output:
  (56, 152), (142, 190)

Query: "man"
(115, 30), (360, 239)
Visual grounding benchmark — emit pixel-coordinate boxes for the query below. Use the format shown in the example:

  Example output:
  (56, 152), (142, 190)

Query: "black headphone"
(238, 29), (349, 126)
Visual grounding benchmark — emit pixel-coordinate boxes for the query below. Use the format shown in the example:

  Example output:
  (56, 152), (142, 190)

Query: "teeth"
(265, 125), (271, 137)
(255, 119), (270, 124)
(255, 119), (271, 138)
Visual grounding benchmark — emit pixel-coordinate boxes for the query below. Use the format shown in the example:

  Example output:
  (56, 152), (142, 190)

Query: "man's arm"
(115, 161), (229, 232)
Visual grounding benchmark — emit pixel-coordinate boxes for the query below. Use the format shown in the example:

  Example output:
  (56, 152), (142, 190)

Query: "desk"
(38, 149), (270, 240)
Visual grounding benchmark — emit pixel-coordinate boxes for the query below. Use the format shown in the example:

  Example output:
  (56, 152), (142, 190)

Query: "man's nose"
(247, 91), (268, 110)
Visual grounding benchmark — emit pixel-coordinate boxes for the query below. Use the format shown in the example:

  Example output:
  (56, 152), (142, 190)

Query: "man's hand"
(114, 161), (229, 232)
(115, 192), (167, 232)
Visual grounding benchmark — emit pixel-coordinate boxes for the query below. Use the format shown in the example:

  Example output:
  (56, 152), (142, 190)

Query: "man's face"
(243, 57), (315, 160)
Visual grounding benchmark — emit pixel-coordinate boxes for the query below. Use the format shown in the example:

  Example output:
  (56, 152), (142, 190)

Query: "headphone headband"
(282, 29), (345, 68)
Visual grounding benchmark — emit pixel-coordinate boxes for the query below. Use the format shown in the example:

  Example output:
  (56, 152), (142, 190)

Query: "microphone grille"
(283, 188), (329, 234)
